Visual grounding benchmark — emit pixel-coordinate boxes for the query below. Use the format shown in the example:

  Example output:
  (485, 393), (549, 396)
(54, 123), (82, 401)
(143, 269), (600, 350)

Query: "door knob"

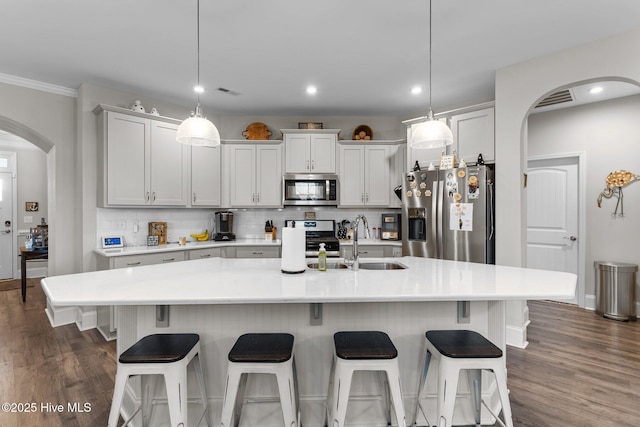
(563, 236), (577, 241)
(3, 229), (10, 234)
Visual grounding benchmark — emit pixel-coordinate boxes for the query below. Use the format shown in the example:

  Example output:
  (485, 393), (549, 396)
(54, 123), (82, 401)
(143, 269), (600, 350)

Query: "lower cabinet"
(225, 246), (281, 258)
(340, 244), (402, 259)
(188, 247), (223, 260)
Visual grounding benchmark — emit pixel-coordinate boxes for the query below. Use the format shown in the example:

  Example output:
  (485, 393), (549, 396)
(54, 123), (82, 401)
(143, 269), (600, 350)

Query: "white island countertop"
(41, 256), (576, 306)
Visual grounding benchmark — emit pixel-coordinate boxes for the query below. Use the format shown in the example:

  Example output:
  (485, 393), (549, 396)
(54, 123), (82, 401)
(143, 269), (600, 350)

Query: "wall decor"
(597, 170), (640, 217)
(25, 202), (38, 212)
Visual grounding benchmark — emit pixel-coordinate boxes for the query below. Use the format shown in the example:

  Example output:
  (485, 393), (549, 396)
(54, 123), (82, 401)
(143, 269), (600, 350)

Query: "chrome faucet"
(347, 215), (370, 271)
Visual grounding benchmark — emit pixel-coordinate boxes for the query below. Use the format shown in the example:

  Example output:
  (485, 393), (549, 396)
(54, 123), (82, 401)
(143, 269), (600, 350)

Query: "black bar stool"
(108, 333), (209, 427)
(326, 331), (406, 427)
(220, 333), (300, 427)
(415, 330), (513, 427)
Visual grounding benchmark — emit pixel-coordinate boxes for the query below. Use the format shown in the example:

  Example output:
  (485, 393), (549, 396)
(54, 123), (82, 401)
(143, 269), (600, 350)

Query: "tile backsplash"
(97, 207), (400, 247)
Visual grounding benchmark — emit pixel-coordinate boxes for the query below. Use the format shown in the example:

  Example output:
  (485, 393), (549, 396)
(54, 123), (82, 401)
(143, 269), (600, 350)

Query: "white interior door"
(526, 157), (579, 304)
(0, 172), (13, 279)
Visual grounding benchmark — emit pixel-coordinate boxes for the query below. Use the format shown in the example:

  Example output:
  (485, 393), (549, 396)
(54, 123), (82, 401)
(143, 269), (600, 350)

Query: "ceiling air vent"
(217, 87), (241, 96)
(535, 89), (574, 108)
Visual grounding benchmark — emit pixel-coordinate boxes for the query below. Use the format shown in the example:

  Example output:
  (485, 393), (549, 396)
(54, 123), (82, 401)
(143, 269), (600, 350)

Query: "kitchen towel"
(281, 223), (306, 274)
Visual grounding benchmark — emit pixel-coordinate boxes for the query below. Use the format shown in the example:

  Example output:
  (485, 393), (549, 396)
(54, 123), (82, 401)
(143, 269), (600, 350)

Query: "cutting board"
(148, 222), (167, 245)
(242, 122), (272, 140)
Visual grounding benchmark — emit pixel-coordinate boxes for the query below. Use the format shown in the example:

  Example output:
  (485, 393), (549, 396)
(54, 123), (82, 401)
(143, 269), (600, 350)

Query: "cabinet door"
(150, 121), (189, 205)
(310, 134), (336, 173)
(451, 107), (495, 164)
(188, 247), (222, 260)
(106, 112), (149, 205)
(191, 145), (221, 206)
(364, 146), (390, 206)
(389, 144), (406, 208)
(339, 145), (365, 206)
(256, 145), (283, 207)
(284, 134), (311, 173)
(236, 246), (280, 258)
(229, 145), (256, 207)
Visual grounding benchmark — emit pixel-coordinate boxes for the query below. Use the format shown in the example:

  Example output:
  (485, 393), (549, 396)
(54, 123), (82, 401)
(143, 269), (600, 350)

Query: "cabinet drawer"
(341, 246), (385, 258)
(188, 247), (222, 260)
(112, 251), (186, 268)
(235, 246), (280, 258)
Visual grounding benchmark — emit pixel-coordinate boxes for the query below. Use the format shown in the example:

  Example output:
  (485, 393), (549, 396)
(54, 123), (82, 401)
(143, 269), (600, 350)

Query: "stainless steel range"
(284, 219), (340, 257)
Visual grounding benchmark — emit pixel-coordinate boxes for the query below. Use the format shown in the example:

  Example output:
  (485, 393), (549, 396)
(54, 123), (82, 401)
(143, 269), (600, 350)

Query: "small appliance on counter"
(281, 221), (306, 274)
(381, 213), (401, 240)
(285, 219), (340, 257)
(213, 211), (235, 241)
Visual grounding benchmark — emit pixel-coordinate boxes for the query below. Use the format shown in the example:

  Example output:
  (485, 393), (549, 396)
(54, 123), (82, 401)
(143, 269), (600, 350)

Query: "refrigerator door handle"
(488, 181), (495, 241)
(435, 179), (444, 258)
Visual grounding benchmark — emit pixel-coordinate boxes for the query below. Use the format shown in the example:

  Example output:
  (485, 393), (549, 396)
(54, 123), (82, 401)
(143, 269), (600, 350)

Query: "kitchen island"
(42, 257), (575, 426)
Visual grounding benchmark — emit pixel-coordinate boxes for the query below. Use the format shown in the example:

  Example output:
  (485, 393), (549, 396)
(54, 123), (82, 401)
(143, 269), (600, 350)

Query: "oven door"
(282, 174), (338, 206)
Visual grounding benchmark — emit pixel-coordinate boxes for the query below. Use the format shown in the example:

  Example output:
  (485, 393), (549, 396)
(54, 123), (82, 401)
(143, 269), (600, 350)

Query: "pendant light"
(410, 0), (453, 149)
(176, 0), (221, 146)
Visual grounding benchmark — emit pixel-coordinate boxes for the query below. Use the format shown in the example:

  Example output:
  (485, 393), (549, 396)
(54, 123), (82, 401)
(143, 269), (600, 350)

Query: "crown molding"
(0, 73), (78, 98)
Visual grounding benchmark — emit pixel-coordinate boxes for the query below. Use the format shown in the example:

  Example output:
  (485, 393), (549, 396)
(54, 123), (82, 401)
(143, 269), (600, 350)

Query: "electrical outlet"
(24, 216), (33, 223)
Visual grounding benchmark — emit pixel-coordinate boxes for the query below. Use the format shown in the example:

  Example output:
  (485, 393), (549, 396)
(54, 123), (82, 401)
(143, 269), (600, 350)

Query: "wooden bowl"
(242, 122), (272, 140)
(352, 125), (373, 141)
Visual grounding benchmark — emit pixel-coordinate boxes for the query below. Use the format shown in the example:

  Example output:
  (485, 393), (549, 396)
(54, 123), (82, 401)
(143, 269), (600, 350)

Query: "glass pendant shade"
(411, 114), (453, 149)
(176, 104), (221, 146)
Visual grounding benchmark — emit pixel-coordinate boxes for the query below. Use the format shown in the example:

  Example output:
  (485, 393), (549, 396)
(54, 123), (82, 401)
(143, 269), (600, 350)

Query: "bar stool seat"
(108, 333), (209, 427)
(327, 331), (406, 427)
(415, 330), (513, 427)
(221, 333), (300, 427)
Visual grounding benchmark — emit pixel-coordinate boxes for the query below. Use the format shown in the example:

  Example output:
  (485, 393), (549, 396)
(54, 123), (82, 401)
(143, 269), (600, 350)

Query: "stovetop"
(285, 219), (340, 257)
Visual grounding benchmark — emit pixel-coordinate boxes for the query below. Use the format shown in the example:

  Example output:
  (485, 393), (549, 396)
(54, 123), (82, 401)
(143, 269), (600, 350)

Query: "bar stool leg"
(221, 366), (243, 427)
(385, 362), (407, 427)
(492, 367), (514, 427)
(414, 349), (432, 426)
(275, 360), (298, 427)
(164, 369), (188, 427)
(466, 369), (482, 426)
(192, 353), (211, 427)
(378, 371), (392, 425)
(108, 371), (129, 427)
(141, 374), (161, 427)
(332, 362), (354, 427)
(437, 360), (459, 427)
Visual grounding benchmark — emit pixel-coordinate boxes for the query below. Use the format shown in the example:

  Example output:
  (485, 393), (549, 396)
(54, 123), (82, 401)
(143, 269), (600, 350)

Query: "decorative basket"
(242, 122), (272, 140)
(353, 125), (373, 141)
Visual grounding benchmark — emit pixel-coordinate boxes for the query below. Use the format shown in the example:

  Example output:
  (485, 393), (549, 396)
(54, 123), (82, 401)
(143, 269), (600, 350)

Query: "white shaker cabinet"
(338, 144), (390, 207)
(226, 143), (282, 207)
(95, 105), (189, 207)
(450, 107), (495, 164)
(282, 129), (339, 173)
(191, 145), (221, 206)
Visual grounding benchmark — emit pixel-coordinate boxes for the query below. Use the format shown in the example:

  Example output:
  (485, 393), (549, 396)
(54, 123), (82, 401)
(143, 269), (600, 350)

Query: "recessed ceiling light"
(306, 86), (318, 95)
(589, 86), (603, 94)
(194, 85), (205, 94)
(411, 86), (422, 95)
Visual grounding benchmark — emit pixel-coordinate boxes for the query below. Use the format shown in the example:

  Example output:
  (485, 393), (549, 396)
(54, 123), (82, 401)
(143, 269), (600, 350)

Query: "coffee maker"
(213, 211), (235, 241)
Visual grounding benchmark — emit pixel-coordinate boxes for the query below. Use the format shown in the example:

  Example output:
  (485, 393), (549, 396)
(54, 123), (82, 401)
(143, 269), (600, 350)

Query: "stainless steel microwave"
(282, 174), (339, 206)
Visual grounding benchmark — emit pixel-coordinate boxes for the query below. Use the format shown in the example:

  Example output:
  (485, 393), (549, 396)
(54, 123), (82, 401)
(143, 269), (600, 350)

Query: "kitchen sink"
(307, 262), (349, 270)
(358, 262), (407, 270)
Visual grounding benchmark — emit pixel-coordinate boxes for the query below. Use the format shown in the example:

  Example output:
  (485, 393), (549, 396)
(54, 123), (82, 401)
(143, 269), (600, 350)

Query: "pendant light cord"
(428, 0), (433, 117)
(196, 0), (201, 104)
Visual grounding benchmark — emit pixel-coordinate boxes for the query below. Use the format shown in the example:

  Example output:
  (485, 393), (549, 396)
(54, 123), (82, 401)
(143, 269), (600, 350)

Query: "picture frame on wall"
(25, 202), (39, 212)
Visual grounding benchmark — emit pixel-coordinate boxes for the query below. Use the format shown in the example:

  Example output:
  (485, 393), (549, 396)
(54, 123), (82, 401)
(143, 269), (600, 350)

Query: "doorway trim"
(527, 151), (586, 308)
(0, 152), (17, 279)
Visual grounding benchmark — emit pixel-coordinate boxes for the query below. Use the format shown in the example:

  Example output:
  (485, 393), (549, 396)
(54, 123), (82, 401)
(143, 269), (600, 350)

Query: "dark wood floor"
(0, 284), (638, 426)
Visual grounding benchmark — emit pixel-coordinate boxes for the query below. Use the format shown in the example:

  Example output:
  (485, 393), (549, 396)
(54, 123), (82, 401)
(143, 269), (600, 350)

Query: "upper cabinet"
(191, 145), (221, 207)
(224, 142), (283, 208)
(95, 105), (189, 207)
(450, 107), (495, 164)
(338, 141), (405, 208)
(282, 129), (339, 174)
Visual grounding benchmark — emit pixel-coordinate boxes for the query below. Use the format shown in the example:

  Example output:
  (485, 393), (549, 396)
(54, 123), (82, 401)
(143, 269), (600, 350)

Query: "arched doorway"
(0, 117), (54, 280)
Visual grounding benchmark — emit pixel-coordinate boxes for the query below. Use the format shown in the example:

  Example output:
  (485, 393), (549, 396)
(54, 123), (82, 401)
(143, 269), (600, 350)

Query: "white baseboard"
(44, 302), (76, 327)
(506, 320), (530, 349)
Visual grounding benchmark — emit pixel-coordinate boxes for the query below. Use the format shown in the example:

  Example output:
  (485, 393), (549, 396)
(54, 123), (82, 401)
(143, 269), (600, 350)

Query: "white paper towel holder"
(281, 220), (306, 274)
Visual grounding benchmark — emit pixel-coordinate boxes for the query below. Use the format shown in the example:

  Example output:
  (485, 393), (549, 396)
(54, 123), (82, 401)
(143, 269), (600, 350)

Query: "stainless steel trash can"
(594, 261), (637, 321)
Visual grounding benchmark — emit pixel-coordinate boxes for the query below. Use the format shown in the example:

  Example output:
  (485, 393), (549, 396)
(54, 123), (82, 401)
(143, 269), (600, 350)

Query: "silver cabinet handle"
(193, 193), (197, 203)
(145, 192), (150, 202)
(152, 192), (156, 202)
(257, 193), (260, 203)
(252, 193), (255, 202)
(366, 193), (369, 202)
(311, 160), (315, 170)
(127, 261), (142, 266)
(252, 251), (263, 255)
(361, 193), (364, 202)
(563, 236), (577, 241)
(200, 254), (212, 258)
(162, 257), (175, 262)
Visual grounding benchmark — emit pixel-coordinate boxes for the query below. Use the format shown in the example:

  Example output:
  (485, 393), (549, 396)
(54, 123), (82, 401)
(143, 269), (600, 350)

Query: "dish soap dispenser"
(318, 243), (327, 271)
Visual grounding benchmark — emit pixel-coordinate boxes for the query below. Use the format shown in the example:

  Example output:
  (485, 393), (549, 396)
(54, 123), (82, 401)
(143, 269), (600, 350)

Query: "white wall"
(528, 94), (640, 304)
(495, 27), (640, 346)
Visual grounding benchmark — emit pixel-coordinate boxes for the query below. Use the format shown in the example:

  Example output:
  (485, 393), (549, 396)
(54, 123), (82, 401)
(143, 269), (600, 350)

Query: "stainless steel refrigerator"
(401, 165), (495, 264)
